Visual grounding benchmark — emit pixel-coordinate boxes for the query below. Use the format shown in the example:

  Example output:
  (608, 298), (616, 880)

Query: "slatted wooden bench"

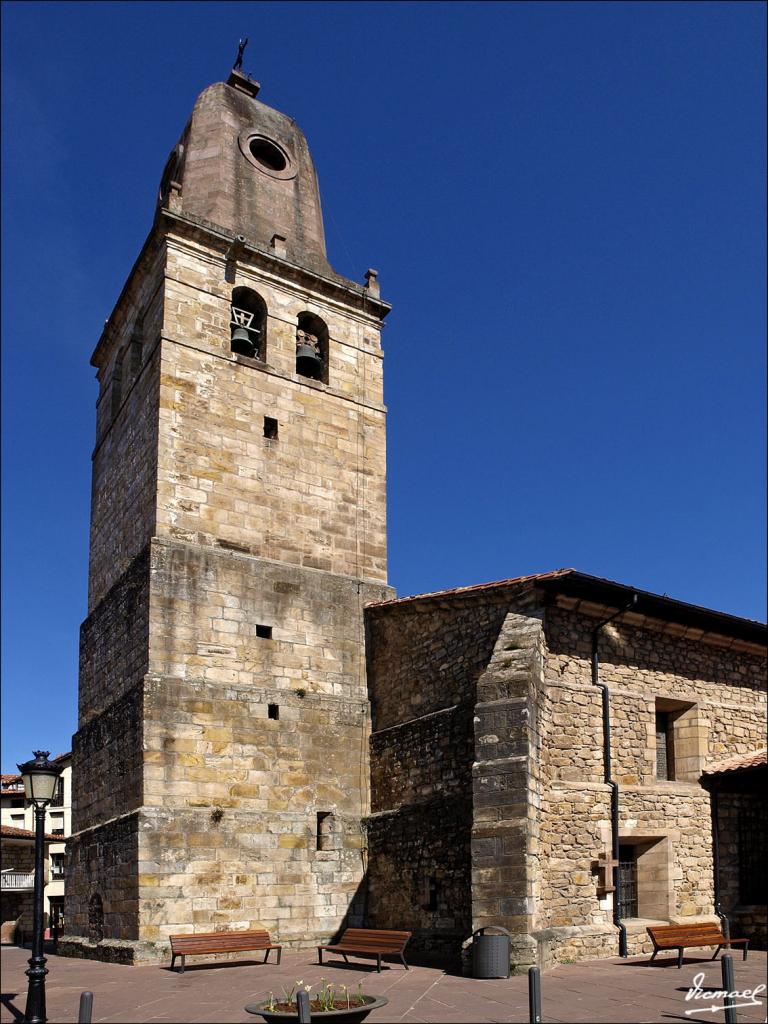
(169, 929), (281, 973)
(647, 923), (749, 968)
(317, 928), (412, 972)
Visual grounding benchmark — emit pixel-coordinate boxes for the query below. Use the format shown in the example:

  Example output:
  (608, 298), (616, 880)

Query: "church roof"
(368, 568), (573, 607)
(367, 568), (766, 647)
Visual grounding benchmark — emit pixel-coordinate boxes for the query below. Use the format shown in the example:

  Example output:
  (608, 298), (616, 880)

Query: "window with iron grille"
(50, 853), (65, 879)
(738, 802), (767, 904)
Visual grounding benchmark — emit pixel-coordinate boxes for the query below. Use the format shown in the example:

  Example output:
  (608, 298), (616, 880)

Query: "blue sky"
(2, 1), (765, 770)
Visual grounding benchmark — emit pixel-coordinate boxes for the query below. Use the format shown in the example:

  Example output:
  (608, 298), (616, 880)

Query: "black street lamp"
(16, 751), (63, 1024)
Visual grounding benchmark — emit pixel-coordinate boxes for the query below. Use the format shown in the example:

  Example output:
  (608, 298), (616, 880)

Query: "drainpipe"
(709, 782), (730, 939)
(591, 595), (638, 959)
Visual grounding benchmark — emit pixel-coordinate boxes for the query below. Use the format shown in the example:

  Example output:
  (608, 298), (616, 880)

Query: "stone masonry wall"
(370, 706), (474, 810)
(72, 684), (144, 833)
(68, 546), (148, 953)
(471, 603), (546, 969)
(78, 547), (150, 724)
(367, 596), (511, 730)
(156, 235), (387, 584)
(365, 797), (472, 960)
(367, 704), (475, 958)
(62, 814), (140, 962)
(133, 538), (390, 951)
(715, 788), (767, 947)
(365, 593), (523, 961)
(1, 841), (36, 871)
(89, 261), (164, 611)
(535, 603), (766, 964)
(366, 587), (765, 971)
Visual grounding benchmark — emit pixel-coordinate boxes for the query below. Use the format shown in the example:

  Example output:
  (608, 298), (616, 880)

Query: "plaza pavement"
(0, 945), (765, 1023)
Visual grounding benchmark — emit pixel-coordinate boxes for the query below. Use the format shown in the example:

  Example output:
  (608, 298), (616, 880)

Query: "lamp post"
(16, 751), (63, 1024)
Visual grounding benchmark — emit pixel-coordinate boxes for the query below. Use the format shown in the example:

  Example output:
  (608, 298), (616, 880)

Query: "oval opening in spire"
(249, 137), (287, 173)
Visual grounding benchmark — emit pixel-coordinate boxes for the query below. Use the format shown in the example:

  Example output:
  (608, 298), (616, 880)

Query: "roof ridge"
(366, 568), (575, 609)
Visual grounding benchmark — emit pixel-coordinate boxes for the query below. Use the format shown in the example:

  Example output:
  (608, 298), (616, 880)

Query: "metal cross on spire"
(233, 37), (248, 71)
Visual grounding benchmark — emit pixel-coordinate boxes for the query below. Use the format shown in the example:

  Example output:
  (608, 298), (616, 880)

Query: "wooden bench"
(169, 929), (281, 973)
(647, 923), (749, 968)
(317, 928), (412, 972)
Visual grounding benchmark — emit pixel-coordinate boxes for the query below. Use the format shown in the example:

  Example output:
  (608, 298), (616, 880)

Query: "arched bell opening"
(296, 311), (328, 383)
(230, 287), (267, 360)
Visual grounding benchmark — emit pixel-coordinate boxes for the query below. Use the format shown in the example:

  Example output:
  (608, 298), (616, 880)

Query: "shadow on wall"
(362, 810), (471, 971)
(319, 869), (465, 973)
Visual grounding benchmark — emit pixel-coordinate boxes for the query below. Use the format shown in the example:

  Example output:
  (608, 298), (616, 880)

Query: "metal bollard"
(721, 955), (737, 1024)
(296, 989), (311, 1023)
(78, 991), (94, 1024)
(528, 965), (541, 1024)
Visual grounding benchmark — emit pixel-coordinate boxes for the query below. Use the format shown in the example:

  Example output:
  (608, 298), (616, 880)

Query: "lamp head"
(16, 750), (62, 806)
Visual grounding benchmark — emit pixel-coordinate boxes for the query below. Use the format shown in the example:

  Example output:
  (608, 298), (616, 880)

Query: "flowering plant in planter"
(246, 979), (389, 1023)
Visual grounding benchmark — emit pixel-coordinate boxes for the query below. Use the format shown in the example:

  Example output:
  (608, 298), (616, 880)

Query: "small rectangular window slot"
(655, 710), (674, 780)
(256, 624), (272, 639)
(268, 703), (279, 720)
(263, 416), (278, 439)
(421, 874), (438, 911)
(316, 811), (333, 851)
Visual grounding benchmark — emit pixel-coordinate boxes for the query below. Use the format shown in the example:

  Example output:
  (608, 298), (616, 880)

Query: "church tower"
(66, 68), (392, 962)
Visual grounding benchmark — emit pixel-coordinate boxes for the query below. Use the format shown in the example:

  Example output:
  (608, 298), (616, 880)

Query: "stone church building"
(63, 68), (767, 967)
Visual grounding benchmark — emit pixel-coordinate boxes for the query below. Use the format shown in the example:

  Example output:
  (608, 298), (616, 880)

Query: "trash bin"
(471, 926), (511, 979)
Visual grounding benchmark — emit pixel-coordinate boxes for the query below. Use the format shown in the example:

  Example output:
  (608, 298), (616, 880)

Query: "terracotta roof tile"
(1, 824), (61, 842)
(701, 749), (767, 776)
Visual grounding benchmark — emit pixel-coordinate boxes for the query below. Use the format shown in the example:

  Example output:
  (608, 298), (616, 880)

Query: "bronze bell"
(296, 336), (323, 379)
(231, 326), (256, 357)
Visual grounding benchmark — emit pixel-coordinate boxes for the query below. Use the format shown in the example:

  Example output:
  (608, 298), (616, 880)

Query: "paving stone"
(1, 947), (765, 1024)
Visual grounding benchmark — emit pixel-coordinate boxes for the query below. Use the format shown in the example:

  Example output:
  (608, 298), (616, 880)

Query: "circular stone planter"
(245, 995), (388, 1024)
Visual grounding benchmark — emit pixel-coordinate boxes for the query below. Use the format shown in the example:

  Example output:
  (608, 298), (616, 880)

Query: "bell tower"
(65, 67), (392, 962)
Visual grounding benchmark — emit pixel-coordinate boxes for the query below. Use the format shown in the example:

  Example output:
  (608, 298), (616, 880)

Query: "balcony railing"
(1, 871), (35, 890)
